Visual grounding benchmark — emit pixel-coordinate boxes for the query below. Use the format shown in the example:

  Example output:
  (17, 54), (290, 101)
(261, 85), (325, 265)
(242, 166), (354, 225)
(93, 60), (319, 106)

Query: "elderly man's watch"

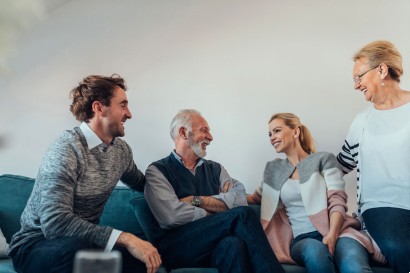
(191, 196), (203, 207)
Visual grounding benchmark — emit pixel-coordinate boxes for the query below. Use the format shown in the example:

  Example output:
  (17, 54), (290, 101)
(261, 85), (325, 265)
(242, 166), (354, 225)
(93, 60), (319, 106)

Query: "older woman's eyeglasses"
(353, 65), (379, 84)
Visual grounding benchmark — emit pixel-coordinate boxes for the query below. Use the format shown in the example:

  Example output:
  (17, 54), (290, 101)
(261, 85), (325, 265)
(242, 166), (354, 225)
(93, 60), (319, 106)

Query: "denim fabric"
(334, 237), (373, 273)
(363, 207), (410, 273)
(11, 237), (99, 273)
(290, 231), (335, 273)
(10, 237), (147, 273)
(157, 206), (285, 273)
(211, 236), (252, 273)
(113, 246), (149, 273)
(290, 231), (373, 273)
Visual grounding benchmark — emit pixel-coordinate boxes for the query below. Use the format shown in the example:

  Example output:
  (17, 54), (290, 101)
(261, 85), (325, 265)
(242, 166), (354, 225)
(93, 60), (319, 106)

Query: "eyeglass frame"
(353, 64), (379, 85)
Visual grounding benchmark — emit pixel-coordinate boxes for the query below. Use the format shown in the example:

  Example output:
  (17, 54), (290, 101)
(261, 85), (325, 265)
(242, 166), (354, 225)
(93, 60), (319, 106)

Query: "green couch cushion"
(100, 187), (146, 239)
(0, 259), (15, 273)
(129, 197), (165, 244)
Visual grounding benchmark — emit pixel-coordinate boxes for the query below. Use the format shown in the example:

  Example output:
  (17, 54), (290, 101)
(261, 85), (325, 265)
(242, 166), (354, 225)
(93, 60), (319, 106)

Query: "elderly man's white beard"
(188, 136), (209, 158)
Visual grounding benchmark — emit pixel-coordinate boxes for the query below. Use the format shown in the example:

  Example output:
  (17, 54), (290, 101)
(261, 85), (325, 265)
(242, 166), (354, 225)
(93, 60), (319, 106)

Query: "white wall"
(1, 0), (409, 212)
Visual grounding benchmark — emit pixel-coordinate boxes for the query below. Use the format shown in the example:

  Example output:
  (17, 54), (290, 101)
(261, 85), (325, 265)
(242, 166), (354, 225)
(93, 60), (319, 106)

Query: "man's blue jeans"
(11, 236), (99, 273)
(156, 206), (285, 273)
(363, 207), (410, 273)
(290, 231), (373, 273)
(10, 236), (147, 273)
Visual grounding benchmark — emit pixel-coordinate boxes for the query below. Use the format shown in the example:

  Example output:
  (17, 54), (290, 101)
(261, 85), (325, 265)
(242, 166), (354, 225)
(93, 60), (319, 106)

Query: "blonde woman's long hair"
(269, 113), (316, 154)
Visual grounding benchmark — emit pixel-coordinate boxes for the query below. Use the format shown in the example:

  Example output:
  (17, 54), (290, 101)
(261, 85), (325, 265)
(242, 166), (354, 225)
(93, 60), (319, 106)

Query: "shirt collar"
(171, 150), (204, 169)
(80, 122), (113, 150)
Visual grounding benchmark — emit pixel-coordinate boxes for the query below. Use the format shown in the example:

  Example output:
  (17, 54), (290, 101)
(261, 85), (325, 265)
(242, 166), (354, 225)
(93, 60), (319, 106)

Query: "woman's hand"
(246, 192), (261, 204)
(322, 231), (338, 255)
(323, 211), (344, 255)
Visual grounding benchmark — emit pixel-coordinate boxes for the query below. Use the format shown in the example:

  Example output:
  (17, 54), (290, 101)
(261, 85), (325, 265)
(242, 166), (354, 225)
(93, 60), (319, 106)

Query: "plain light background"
(1, 0), (409, 212)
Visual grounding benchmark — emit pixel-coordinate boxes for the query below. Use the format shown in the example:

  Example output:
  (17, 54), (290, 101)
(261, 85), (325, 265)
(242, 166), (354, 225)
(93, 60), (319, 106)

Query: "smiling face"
(353, 58), (381, 102)
(187, 114), (213, 158)
(268, 118), (298, 154)
(101, 87), (132, 140)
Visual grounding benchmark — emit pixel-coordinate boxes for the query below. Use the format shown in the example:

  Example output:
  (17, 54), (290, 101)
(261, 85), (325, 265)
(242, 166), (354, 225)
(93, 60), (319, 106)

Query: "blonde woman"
(248, 113), (383, 273)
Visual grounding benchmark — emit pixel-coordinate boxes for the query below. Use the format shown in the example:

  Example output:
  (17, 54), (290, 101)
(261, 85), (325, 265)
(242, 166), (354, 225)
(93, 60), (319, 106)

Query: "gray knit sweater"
(8, 127), (145, 255)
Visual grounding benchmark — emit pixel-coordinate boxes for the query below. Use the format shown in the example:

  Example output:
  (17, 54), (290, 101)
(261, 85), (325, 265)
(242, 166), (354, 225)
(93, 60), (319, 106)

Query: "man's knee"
(216, 236), (246, 252)
(14, 237), (98, 273)
(229, 206), (258, 221)
(53, 237), (99, 270)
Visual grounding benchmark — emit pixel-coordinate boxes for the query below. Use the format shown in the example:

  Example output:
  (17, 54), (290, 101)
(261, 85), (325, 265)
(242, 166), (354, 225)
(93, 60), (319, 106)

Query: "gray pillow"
(0, 228), (9, 258)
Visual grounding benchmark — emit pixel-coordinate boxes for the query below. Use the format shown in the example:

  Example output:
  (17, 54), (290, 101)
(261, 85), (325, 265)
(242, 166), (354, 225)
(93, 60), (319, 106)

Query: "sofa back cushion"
(130, 197), (165, 245)
(0, 175), (35, 242)
(100, 188), (146, 239)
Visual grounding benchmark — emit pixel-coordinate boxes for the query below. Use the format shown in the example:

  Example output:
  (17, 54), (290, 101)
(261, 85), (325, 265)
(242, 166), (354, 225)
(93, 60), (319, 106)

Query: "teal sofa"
(0, 174), (392, 273)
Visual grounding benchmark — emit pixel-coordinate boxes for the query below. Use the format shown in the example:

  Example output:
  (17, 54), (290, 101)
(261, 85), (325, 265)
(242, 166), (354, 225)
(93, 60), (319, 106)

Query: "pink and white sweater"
(251, 152), (385, 264)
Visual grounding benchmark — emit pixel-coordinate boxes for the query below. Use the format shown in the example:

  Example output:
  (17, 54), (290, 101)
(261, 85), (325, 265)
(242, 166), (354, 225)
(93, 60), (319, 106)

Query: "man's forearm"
(180, 195), (228, 213)
(201, 196), (228, 213)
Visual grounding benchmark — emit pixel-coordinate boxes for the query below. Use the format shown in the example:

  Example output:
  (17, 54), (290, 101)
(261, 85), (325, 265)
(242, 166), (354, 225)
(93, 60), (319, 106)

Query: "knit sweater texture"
(251, 152), (385, 264)
(8, 127), (145, 255)
(151, 153), (221, 198)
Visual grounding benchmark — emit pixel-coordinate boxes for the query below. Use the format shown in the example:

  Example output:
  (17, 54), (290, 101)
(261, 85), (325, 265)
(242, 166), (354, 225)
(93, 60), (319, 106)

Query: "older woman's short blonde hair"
(353, 40), (403, 83)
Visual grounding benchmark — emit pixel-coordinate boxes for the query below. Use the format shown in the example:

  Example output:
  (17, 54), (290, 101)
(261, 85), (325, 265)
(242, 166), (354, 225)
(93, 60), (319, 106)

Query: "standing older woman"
(337, 40), (410, 273)
(248, 113), (383, 273)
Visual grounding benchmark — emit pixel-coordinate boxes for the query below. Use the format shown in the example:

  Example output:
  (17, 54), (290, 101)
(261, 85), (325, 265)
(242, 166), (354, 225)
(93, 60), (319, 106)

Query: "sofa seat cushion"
(0, 259), (16, 273)
(170, 269), (217, 273)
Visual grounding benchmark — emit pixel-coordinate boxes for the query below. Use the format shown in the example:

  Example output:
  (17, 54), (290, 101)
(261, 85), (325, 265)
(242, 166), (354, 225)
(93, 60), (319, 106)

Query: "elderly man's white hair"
(170, 109), (202, 141)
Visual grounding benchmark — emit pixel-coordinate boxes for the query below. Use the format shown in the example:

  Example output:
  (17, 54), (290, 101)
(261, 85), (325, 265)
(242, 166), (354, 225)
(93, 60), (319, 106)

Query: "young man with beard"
(145, 109), (285, 273)
(8, 74), (161, 273)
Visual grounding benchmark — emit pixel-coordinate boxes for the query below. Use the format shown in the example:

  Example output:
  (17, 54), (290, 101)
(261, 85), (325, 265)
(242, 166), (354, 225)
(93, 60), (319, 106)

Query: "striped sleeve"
(337, 107), (371, 174)
(337, 140), (358, 174)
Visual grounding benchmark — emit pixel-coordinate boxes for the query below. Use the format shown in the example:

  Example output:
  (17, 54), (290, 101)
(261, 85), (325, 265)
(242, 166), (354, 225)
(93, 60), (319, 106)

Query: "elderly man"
(145, 109), (284, 273)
